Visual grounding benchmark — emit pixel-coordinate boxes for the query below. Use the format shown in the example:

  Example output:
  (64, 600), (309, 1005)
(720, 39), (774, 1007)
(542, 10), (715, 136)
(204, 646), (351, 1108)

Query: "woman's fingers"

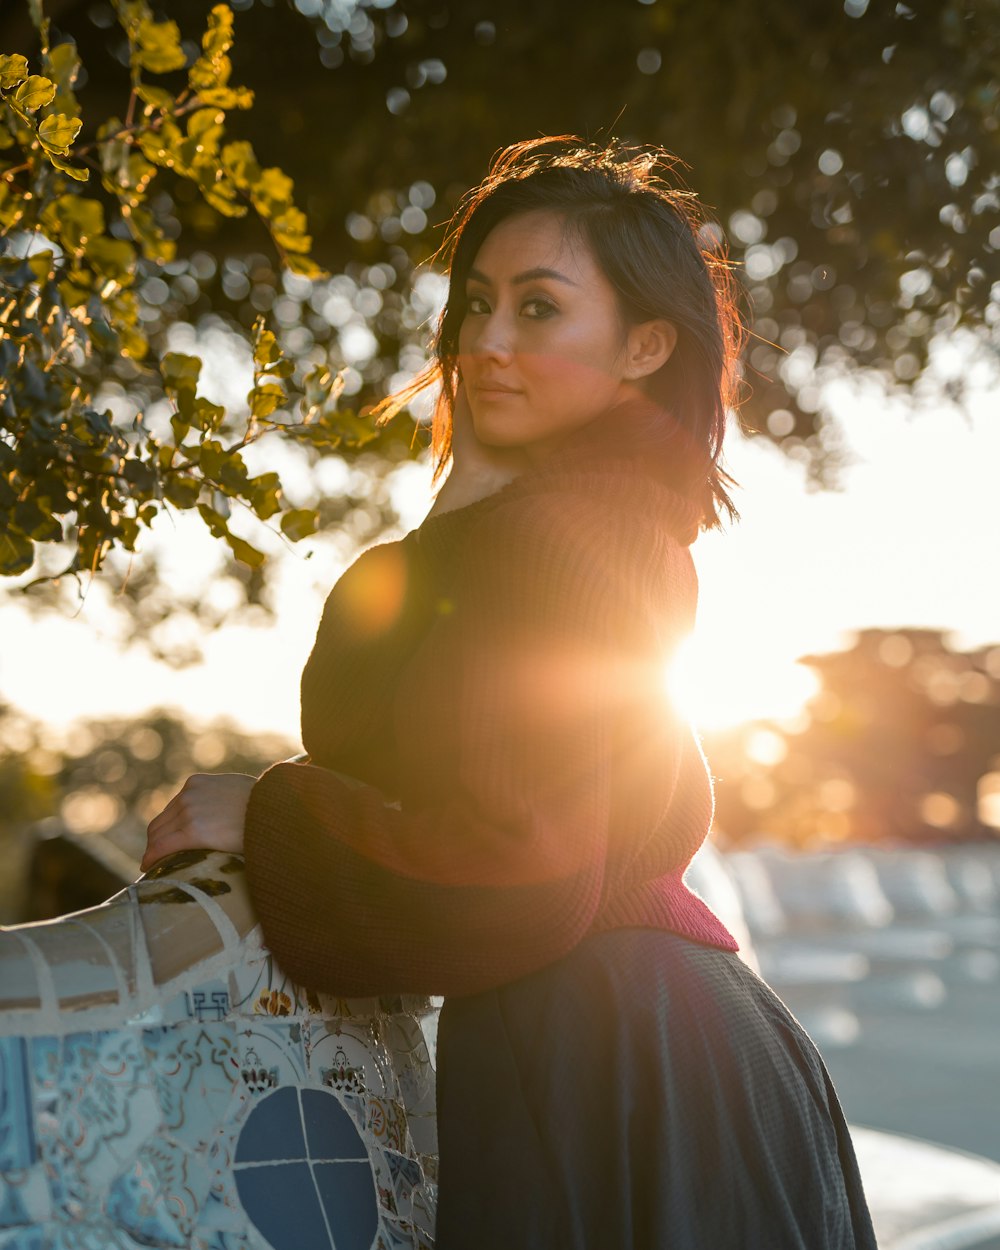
(142, 785), (203, 870)
(140, 827), (200, 872)
(145, 790), (187, 840)
(142, 772), (255, 871)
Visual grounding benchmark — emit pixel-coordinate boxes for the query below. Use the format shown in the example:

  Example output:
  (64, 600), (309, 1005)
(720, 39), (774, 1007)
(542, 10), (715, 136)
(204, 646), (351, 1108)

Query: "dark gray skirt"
(434, 928), (877, 1249)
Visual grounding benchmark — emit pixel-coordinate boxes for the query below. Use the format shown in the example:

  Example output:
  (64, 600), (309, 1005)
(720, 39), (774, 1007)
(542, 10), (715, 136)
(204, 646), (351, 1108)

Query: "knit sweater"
(243, 447), (738, 998)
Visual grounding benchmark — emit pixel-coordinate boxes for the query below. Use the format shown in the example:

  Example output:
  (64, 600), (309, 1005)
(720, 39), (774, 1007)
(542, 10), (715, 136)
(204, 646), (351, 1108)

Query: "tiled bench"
(0, 849), (440, 1250)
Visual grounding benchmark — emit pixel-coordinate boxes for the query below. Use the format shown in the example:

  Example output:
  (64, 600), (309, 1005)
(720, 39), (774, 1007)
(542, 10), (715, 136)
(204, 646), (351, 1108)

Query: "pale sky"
(1, 352), (997, 745)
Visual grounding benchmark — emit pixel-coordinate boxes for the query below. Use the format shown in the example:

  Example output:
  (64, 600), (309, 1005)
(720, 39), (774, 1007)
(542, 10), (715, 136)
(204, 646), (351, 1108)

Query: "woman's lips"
(474, 383), (521, 398)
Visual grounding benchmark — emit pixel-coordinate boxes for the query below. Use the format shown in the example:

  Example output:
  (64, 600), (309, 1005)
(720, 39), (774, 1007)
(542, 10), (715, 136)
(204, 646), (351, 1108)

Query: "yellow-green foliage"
(0, 1), (373, 581)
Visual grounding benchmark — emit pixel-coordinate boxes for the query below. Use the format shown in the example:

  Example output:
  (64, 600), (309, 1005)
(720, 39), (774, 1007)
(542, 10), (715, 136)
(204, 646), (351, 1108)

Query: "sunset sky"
(1, 345), (997, 745)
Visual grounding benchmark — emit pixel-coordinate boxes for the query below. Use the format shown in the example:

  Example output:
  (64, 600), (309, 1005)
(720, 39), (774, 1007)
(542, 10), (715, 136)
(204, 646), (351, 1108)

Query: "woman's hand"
(142, 772), (256, 872)
(451, 382), (530, 480)
(427, 384), (531, 516)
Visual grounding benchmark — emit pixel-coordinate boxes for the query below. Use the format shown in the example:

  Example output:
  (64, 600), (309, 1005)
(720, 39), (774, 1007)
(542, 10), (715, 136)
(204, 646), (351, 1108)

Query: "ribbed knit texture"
(243, 449), (738, 998)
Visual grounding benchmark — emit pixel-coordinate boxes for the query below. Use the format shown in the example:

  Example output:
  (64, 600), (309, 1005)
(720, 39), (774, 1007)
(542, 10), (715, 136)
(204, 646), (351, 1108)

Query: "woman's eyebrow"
(466, 265), (579, 287)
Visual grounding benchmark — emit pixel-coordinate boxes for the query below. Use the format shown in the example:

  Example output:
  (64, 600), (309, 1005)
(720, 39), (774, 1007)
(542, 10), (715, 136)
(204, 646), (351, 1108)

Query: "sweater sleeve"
(243, 490), (683, 997)
(298, 527), (433, 776)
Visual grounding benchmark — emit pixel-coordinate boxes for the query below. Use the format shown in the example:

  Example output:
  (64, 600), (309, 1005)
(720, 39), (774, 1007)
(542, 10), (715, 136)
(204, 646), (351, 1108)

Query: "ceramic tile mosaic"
(0, 851), (441, 1249)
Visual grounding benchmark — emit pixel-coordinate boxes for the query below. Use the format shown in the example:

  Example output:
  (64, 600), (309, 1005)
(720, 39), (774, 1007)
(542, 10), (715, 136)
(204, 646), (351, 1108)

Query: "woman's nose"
(470, 312), (515, 364)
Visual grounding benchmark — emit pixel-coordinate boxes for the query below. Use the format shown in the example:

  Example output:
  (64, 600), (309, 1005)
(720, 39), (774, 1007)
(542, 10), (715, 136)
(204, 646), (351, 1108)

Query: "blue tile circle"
(234, 1086), (378, 1250)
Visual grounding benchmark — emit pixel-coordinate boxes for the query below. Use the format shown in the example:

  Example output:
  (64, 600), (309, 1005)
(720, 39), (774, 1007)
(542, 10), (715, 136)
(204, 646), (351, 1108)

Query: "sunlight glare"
(664, 634), (821, 732)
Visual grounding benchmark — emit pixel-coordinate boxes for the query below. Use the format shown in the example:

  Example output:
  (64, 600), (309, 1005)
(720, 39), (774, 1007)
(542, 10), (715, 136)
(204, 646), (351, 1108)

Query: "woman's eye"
(465, 294), (490, 315)
(523, 298), (556, 319)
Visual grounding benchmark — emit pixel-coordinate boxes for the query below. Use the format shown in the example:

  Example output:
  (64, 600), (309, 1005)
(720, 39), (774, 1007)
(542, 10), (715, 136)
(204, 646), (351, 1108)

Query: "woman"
(144, 137), (877, 1248)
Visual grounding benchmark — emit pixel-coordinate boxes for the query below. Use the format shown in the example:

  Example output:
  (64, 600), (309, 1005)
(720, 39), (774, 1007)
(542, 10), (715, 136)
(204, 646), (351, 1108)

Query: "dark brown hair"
(374, 135), (747, 528)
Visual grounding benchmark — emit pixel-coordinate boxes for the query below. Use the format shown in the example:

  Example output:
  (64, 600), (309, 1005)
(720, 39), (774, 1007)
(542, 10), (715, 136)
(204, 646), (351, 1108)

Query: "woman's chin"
(471, 421), (524, 451)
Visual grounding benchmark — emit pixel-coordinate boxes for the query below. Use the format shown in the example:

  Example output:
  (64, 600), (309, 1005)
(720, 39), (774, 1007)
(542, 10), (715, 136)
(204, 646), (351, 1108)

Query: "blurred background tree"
(1, 0), (381, 605)
(0, 700), (294, 920)
(2, 0), (998, 636)
(707, 629), (1000, 850)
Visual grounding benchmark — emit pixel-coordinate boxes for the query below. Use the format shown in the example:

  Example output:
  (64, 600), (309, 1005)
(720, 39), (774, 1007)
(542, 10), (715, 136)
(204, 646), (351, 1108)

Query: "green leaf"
(14, 75), (56, 111)
(332, 410), (379, 448)
(115, 1), (152, 39)
(197, 86), (253, 109)
(134, 82), (174, 112)
(189, 4), (235, 90)
(85, 236), (137, 283)
(284, 253), (326, 280)
(57, 274), (91, 307)
(87, 316), (120, 353)
(197, 501), (229, 538)
(75, 407), (115, 443)
(98, 125), (128, 180)
(221, 139), (260, 188)
(225, 532), (265, 567)
(218, 454), (249, 492)
(300, 364), (340, 415)
(124, 152), (157, 195)
(77, 522), (111, 575)
(117, 515), (140, 550)
(201, 180), (246, 218)
(280, 508), (319, 542)
(191, 396), (225, 432)
(109, 287), (141, 327)
(135, 17), (187, 74)
(32, 471), (73, 516)
(26, 249), (55, 282)
(164, 474), (201, 509)
(46, 152), (89, 180)
(4, 97), (33, 128)
(0, 528), (33, 576)
(197, 438), (227, 479)
(137, 117), (183, 168)
(0, 255), (37, 290)
(0, 54), (29, 90)
(119, 323), (149, 360)
(271, 206), (311, 252)
(249, 383), (286, 420)
(38, 112), (82, 154)
(45, 41), (81, 93)
(245, 471), (280, 519)
(253, 326), (281, 369)
(252, 167), (293, 214)
(102, 145), (156, 202)
(41, 195), (104, 251)
(15, 498), (62, 542)
(160, 351), (202, 392)
(202, 4), (235, 61)
(123, 203), (176, 262)
(191, 103), (223, 132)
(122, 458), (156, 492)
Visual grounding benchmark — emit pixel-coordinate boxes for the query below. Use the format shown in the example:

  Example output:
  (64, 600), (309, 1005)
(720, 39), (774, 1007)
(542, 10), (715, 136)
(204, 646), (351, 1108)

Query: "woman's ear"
(623, 319), (678, 380)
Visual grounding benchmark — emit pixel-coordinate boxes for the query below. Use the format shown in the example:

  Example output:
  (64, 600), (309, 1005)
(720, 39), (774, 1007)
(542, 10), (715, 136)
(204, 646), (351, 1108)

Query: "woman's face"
(457, 209), (667, 463)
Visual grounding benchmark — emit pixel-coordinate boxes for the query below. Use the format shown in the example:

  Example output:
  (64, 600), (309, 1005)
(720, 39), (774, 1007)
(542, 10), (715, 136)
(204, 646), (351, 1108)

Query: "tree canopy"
(2, 0), (997, 625)
(1, 0), (379, 591)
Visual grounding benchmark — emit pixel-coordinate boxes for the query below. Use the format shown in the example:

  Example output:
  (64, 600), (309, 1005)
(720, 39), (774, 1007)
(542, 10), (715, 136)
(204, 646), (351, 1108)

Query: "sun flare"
(663, 634), (820, 733)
